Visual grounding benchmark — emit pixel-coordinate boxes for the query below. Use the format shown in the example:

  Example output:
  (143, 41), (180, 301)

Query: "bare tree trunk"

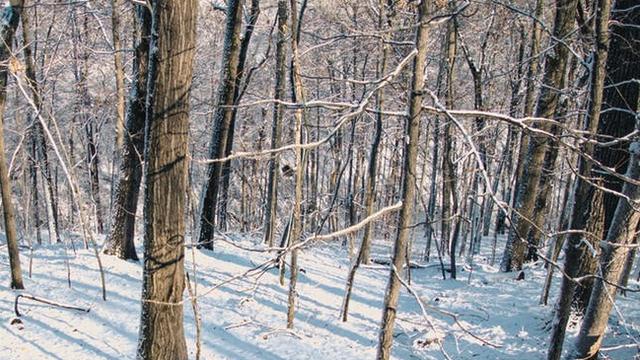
(376, 1), (429, 357)
(28, 125), (41, 245)
(217, 0), (261, 231)
(72, 8), (104, 235)
(286, 0), (306, 329)
(617, 237), (638, 295)
(547, 0), (612, 357)
(341, 0), (392, 322)
(501, 0), (577, 273)
(111, 0), (125, 151)
(198, 0), (244, 249)
(103, 5), (151, 261)
(440, 10), (457, 260)
(571, 2), (640, 357)
(0, 0), (24, 289)
(572, 187), (604, 311)
(573, 118), (640, 359)
(21, 4), (60, 244)
(136, 0), (196, 358)
(263, 0), (288, 247)
(509, 0), (543, 230)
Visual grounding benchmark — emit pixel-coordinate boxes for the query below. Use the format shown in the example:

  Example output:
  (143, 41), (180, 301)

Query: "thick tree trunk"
(103, 5), (151, 261)
(376, 1), (429, 358)
(546, 0), (612, 358)
(501, 0), (577, 273)
(136, 0), (196, 358)
(509, 0), (543, 231)
(572, 187), (604, 311)
(573, 120), (640, 359)
(571, 2), (640, 357)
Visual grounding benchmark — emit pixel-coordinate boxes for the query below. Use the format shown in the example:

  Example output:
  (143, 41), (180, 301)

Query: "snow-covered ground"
(1, 233), (638, 359)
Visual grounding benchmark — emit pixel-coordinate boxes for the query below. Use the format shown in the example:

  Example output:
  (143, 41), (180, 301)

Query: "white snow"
(1, 233), (638, 359)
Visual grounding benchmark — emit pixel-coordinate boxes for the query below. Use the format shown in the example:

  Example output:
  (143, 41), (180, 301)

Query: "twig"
(14, 294), (90, 317)
(393, 265), (503, 349)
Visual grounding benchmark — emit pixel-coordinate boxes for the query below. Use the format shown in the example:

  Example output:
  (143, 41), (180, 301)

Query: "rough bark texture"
(198, 0), (244, 249)
(136, 0), (196, 358)
(572, 187), (604, 311)
(573, 124), (640, 358)
(510, 0), (543, 217)
(103, 6), (151, 261)
(0, 0), (24, 289)
(376, 1), (429, 358)
(571, 1), (640, 357)
(502, 0), (577, 273)
(546, 0), (613, 358)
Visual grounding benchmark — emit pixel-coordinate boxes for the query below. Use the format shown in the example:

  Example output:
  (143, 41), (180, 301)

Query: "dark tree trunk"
(502, 0), (577, 273)
(198, 0), (244, 249)
(217, 0), (261, 232)
(547, 0), (614, 358)
(103, 5), (151, 261)
(571, 2), (640, 357)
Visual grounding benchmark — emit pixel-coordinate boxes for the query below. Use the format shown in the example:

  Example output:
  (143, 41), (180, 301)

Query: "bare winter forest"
(0, 0), (639, 359)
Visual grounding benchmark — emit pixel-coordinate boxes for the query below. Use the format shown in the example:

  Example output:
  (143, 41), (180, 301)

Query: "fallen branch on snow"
(14, 294), (90, 317)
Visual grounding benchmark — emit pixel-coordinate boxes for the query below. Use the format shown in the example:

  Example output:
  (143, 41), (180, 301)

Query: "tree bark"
(21, 3), (60, 244)
(217, 0), (261, 232)
(0, 0), (25, 290)
(111, 0), (126, 151)
(546, 0), (612, 357)
(571, 1), (640, 357)
(198, 0), (244, 248)
(286, 0), (306, 329)
(103, 5), (151, 261)
(573, 117), (640, 359)
(376, 1), (429, 358)
(440, 9), (458, 260)
(501, 0), (577, 273)
(263, 0), (288, 247)
(136, 0), (196, 358)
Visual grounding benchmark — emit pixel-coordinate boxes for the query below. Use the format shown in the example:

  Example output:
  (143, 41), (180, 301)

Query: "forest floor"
(1, 232), (638, 359)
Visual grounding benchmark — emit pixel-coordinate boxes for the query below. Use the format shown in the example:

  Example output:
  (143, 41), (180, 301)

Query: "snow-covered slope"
(1, 235), (638, 359)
